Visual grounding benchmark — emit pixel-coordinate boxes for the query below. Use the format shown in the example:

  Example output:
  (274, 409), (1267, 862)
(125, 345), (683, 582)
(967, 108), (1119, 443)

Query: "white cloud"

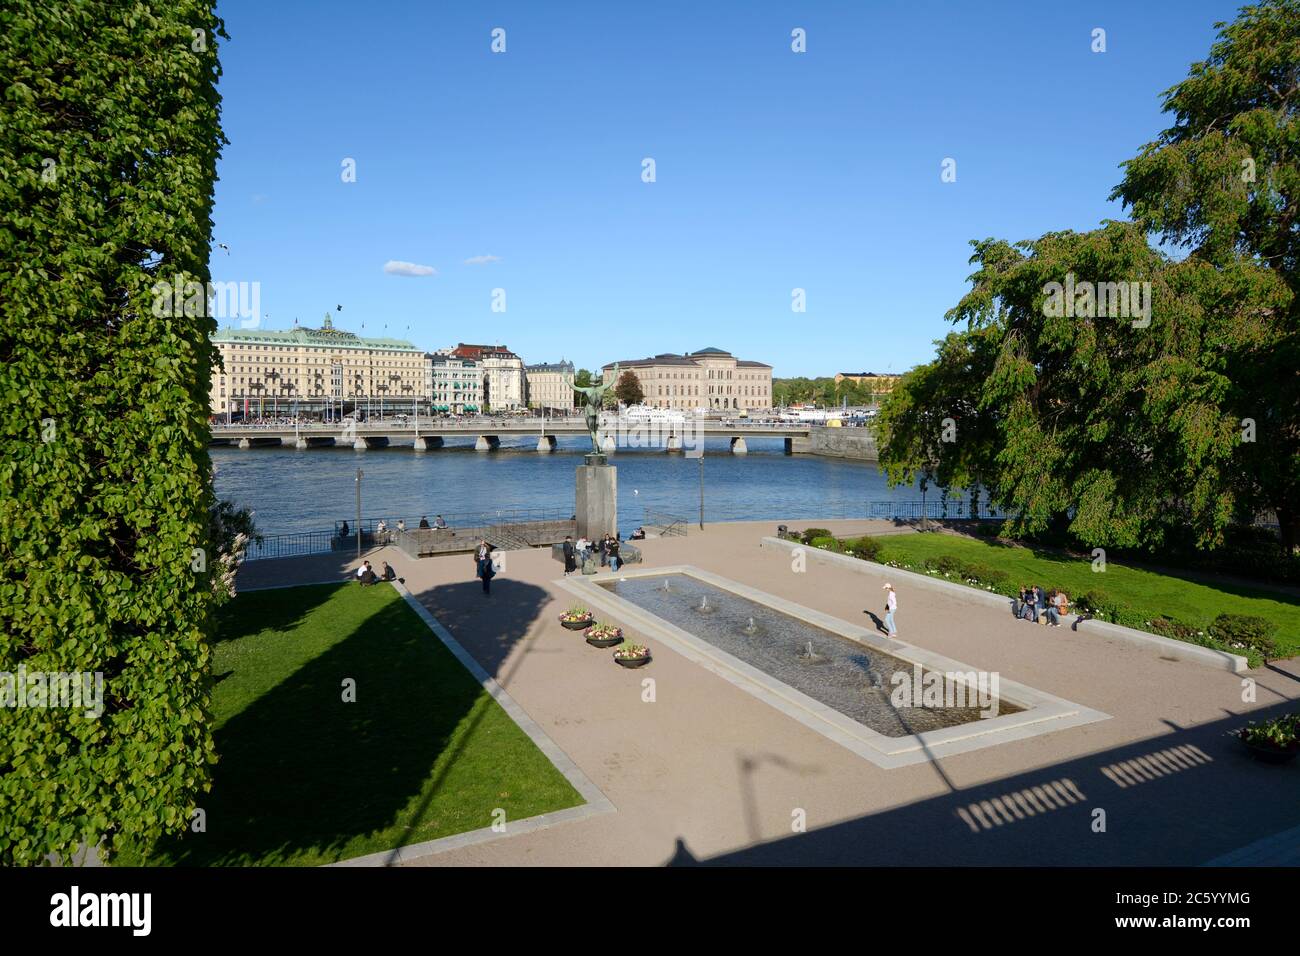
(463, 255), (502, 265)
(383, 260), (437, 277)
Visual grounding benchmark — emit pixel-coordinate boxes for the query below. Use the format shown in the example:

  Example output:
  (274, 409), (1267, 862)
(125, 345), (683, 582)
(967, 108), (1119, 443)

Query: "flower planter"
(614, 652), (651, 668)
(587, 634), (624, 648)
(1242, 739), (1299, 765)
(560, 618), (593, 631)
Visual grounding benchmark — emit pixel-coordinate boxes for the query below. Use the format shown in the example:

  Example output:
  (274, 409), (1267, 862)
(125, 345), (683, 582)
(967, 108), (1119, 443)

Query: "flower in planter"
(560, 604), (594, 623)
(613, 643), (650, 660)
(587, 623), (623, 640)
(1240, 712), (1300, 751)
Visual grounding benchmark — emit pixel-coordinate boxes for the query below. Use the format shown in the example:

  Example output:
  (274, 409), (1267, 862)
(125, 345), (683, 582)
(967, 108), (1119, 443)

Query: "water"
(601, 573), (1020, 737)
(211, 436), (921, 536)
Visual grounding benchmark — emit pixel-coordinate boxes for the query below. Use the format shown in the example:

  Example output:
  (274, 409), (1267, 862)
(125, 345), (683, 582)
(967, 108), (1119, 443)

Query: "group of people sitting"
(355, 559), (398, 586)
(1016, 585), (1070, 627)
(563, 532), (625, 574)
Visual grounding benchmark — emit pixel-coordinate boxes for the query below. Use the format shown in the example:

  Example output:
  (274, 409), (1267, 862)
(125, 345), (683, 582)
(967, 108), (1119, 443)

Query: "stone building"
(210, 317), (425, 419)
(601, 346), (772, 412)
(450, 343), (525, 412)
(425, 353), (483, 414)
(525, 361), (576, 413)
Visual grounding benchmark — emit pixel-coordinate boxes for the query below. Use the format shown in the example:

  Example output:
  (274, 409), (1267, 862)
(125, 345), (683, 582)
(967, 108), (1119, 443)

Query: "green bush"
(0, 2), (226, 864)
(841, 536), (882, 561)
(808, 536), (842, 552)
(1209, 614), (1280, 659)
(799, 528), (832, 545)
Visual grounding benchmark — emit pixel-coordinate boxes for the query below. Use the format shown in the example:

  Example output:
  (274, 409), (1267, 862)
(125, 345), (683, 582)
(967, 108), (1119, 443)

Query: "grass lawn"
(869, 533), (1300, 657)
(116, 582), (582, 866)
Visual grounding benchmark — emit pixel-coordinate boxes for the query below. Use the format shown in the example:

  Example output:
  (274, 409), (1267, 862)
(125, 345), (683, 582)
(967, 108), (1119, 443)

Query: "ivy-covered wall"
(0, 2), (226, 863)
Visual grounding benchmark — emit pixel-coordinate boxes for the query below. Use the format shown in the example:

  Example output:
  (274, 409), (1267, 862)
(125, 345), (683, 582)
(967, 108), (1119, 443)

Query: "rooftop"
(213, 318), (419, 351)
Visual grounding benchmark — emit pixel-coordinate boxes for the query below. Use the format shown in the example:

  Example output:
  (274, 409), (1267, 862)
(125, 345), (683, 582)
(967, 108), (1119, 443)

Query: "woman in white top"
(882, 583), (898, 636)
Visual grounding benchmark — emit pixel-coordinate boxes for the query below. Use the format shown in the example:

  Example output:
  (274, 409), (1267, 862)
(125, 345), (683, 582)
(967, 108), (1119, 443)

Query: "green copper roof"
(212, 325), (420, 351)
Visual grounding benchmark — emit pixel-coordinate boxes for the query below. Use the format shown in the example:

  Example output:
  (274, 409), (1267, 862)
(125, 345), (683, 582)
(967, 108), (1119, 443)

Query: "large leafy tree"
(1113, 0), (1299, 550)
(880, 1), (1298, 552)
(0, 1), (226, 862)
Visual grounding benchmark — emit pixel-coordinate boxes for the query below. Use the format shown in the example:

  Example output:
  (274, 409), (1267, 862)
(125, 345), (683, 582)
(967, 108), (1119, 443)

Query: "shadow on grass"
(137, 578), (556, 865)
(211, 582), (338, 646)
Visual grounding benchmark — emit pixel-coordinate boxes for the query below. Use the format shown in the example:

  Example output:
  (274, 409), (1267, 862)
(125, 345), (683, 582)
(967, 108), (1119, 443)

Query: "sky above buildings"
(210, 0), (1239, 377)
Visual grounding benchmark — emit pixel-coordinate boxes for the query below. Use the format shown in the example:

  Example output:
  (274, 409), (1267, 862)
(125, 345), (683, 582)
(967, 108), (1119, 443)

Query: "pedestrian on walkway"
(562, 535), (576, 576)
(475, 540), (495, 594)
(882, 583), (898, 637)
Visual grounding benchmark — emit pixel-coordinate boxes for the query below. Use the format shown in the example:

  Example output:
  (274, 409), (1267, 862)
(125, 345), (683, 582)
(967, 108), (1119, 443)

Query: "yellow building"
(602, 347), (772, 412)
(210, 317), (426, 420)
(834, 371), (900, 393)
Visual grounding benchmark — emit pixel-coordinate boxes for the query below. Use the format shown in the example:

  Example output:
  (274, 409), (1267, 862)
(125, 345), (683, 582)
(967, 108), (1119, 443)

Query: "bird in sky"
(217, 243), (229, 254)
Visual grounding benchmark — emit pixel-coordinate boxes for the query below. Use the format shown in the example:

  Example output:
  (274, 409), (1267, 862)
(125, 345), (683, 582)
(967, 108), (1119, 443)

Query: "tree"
(573, 368), (593, 389)
(614, 369), (645, 406)
(1112, 0), (1300, 550)
(0, 1), (227, 863)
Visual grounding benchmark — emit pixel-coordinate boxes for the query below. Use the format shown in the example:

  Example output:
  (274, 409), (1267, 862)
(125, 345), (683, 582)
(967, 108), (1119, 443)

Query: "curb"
(759, 537), (1249, 675)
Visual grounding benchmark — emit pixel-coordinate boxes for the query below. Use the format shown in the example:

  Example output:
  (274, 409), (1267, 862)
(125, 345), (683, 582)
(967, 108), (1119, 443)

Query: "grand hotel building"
(209, 318), (427, 419)
(601, 346), (772, 412)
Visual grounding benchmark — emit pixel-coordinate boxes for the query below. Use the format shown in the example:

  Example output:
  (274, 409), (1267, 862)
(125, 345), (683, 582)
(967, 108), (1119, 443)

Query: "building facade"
(209, 318), (425, 419)
(425, 353), (483, 415)
(601, 347), (772, 412)
(525, 361), (575, 413)
(450, 343), (525, 412)
(834, 371), (900, 395)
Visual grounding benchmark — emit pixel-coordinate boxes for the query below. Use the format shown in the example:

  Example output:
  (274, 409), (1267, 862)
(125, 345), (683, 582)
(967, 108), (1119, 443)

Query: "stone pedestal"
(576, 455), (617, 541)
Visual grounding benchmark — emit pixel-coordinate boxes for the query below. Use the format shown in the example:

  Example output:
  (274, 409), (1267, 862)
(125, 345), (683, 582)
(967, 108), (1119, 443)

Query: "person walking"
(882, 583), (898, 637)
(562, 535), (577, 576)
(475, 540), (495, 594)
(608, 534), (621, 572)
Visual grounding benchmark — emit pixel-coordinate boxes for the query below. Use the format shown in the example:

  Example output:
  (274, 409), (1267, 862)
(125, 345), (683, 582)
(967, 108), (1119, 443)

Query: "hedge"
(0, 2), (226, 863)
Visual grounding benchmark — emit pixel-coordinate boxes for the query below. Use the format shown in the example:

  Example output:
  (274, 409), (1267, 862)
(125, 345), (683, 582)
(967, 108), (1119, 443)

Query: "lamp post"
(355, 468), (363, 560)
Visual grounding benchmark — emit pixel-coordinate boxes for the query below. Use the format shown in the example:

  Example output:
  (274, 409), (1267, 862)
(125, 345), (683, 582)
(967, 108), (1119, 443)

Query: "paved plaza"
(241, 520), (1300, 866)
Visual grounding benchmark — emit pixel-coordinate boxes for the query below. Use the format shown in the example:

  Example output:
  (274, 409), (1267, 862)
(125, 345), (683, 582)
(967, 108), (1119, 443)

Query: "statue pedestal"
(576, 458), (617, 541)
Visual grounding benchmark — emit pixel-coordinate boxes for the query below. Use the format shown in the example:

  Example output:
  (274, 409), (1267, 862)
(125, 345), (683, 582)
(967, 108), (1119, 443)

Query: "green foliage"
(798, 528), (832, 544)
(614, 369), (645, 406)
(1209, 613), (1280, 659)
(0, 1), (227, 863)
(1113, 0), (1300, 554)
(573, 369), (593, 389)
(1239, 712), (1300, 750)
(840, 536), (882, 561)
(773, 376), (886, 408)
(878, 2), (1300, 554)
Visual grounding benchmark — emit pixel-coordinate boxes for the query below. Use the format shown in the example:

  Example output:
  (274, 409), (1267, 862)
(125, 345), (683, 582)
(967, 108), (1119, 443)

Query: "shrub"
(925, 554), (964, 575)
(1209, 614), (1280, 659)
(0, 2), (227, 864)
(799, 528), (832, 545)
(841, 536), (882, 561)
(808, 536), (842, 552)
(962, 563), (1008, 585)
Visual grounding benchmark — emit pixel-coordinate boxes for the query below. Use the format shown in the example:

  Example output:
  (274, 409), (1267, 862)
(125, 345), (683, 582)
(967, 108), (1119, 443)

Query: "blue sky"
(211, 0), (1240, 377)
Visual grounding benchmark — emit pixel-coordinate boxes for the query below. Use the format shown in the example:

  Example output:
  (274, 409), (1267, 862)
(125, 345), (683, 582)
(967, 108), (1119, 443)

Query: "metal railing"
(643, 509), (688, 537)
(245, 530), (338, 561)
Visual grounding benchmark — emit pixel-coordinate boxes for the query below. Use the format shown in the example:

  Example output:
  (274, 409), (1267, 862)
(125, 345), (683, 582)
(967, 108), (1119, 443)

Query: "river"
(211, 435), (920, 536)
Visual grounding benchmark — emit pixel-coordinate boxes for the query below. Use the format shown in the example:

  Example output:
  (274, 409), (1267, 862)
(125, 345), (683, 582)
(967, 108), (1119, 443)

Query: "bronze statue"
(573, 364), (619, 455)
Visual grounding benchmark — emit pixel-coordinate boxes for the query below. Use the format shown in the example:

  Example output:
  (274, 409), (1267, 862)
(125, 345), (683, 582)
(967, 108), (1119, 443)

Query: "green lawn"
(116, 582), (582, 866)
(868, 533), (1300, 657)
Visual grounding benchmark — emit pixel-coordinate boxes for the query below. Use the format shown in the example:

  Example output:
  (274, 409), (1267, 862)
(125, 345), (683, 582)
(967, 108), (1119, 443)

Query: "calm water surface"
(212, 435), (921, 535)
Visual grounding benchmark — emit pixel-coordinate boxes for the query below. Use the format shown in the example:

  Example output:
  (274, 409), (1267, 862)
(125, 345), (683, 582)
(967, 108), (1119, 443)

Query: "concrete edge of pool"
(556, 565), (1111, 770)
